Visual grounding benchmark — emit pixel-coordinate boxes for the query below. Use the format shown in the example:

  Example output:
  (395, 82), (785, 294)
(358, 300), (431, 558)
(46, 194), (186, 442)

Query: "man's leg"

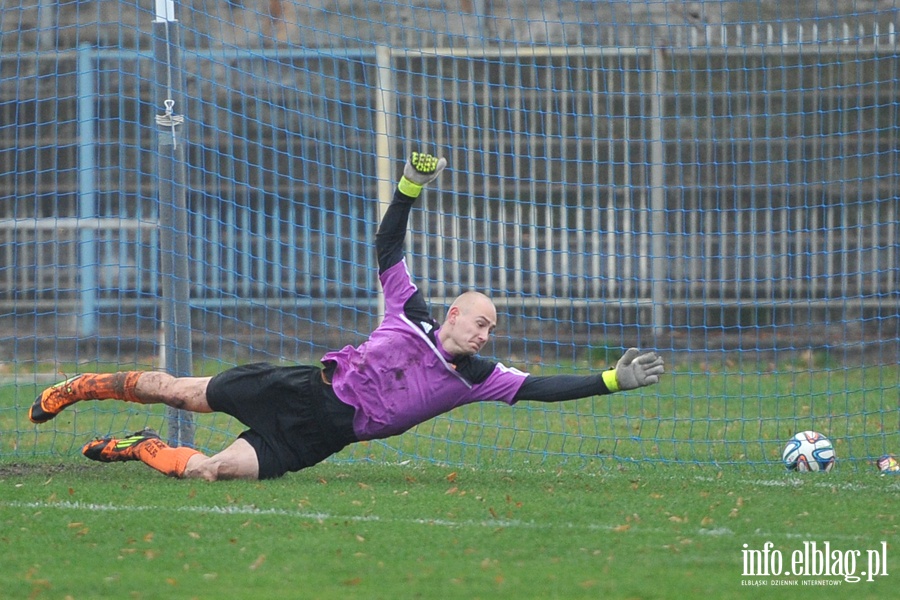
(83, 433), (259, 481)
(182, 438), (260, 481)
(30, 371), (213, 423)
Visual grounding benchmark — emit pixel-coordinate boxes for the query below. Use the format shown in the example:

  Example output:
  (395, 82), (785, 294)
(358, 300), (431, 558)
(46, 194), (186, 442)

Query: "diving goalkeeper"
(29, 150), (665, 481)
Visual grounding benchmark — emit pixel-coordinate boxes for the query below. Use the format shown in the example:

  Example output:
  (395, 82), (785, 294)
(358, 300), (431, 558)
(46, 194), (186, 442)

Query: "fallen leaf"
(249, 554), (266, 570)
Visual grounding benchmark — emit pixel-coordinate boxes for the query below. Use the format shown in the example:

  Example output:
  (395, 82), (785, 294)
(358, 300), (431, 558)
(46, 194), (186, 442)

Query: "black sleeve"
(513, 374), (612, 403)
(451, 355), (499, 386)
(375, 190), (416, 274)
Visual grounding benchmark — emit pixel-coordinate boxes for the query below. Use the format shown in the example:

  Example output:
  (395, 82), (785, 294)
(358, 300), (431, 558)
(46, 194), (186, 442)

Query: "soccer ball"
(782, 431), (835, 472)
(876, 455), (900, 473)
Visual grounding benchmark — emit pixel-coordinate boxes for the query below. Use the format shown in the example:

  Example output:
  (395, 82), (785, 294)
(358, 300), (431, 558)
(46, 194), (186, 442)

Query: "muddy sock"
(69, 372), (145, 403)
(136, 438), (203, 478)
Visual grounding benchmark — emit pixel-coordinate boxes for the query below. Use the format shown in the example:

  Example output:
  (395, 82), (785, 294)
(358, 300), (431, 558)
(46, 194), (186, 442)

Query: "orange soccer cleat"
(29, 372), (143, 424)
(81, 429), (161, 463)
(30, 375), (88, 424)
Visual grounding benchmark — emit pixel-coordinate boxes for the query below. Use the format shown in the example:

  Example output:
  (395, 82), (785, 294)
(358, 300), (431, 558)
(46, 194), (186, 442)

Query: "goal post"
(153, 0), (194, 448)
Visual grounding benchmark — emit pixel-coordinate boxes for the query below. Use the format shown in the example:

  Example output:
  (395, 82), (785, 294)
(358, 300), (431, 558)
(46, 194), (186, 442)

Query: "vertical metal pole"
(36, 0), (57, 52)
(649, 48), (668, 337)
(77, 44), (98, 337)
(154, 0), (194, 447)
(471, 0), (487, 42)
(374, 45), (394, 322)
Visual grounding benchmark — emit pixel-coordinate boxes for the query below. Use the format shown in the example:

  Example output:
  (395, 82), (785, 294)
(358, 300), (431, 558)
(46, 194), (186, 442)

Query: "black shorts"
(206, 363), (358, 479)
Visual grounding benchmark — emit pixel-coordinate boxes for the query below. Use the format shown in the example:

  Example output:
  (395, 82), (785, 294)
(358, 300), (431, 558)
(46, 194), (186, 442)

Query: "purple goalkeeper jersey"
(321, 259), (528, 441)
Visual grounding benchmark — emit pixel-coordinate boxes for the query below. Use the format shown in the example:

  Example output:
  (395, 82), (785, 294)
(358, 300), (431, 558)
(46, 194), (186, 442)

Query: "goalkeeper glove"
(601, 348), (665, 392)
(398, 151), (447, 198)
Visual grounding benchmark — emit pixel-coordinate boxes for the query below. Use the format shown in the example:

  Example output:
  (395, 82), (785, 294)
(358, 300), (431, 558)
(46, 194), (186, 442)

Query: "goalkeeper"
(29, 150), (665, 481)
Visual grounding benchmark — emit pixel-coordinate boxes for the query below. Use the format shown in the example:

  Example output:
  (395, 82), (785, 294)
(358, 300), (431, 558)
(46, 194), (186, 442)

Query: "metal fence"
(1, 25), (898, 350)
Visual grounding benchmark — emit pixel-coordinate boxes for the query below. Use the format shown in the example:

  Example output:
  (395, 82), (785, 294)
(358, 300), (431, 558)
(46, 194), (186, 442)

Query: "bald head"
(449, 291), (496, 320)
(438, 291), (497, 356)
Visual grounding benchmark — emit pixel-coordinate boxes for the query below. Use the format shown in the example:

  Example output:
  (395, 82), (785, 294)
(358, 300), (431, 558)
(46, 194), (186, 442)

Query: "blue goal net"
(1, 1), (898, 469)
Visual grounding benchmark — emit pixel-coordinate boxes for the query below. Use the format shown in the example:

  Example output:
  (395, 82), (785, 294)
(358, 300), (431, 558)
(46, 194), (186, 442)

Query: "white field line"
(0, 499), (871, 542)
(383, 463), (900, 493)
(0, 499), (620, 532)
(691, 475), (900, 492)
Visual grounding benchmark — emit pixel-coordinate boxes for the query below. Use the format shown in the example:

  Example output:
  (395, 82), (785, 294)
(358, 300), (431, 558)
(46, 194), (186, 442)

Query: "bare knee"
(184, 456), (254, 481)
(182, 440), (259, 481)
(182, 456), (224, 481)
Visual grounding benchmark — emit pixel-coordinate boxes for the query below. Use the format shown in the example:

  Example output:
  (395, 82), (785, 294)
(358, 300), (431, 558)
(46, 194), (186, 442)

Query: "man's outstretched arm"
(513, 349), (665, 402)
(376, 151), (447, 273)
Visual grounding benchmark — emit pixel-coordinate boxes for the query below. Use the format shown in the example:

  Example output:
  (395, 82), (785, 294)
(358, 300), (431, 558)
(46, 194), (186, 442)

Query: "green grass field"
(2, 365), (899, 598)
(2, 460), (899, 599)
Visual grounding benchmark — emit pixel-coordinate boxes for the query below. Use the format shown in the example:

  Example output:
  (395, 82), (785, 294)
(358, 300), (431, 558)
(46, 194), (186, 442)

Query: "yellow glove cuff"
(602, 368), (620, 393)
(398, 176), (423, 198)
